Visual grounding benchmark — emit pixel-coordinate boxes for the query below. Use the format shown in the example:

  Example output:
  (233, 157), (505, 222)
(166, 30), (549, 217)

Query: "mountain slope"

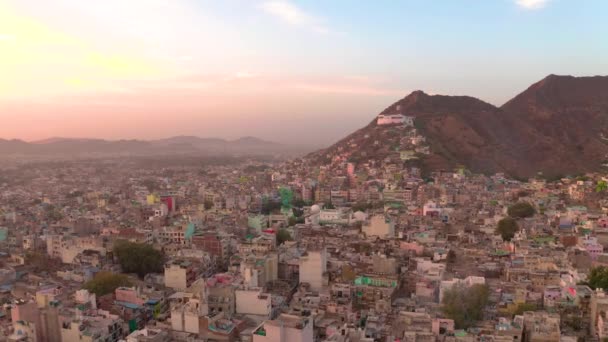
(308, 75), (608, 178)
(501, 75), (608, 177)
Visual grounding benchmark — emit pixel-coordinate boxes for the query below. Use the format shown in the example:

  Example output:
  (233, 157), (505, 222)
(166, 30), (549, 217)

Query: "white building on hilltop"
(377, 114), (414, 126)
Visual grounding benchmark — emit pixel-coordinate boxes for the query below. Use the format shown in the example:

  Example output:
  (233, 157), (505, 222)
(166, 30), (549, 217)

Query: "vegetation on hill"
(496, 217), (519, 241)
(585, 266), (608, 290)
(507, 202), (535, 218)
(113, 240), (165, 278)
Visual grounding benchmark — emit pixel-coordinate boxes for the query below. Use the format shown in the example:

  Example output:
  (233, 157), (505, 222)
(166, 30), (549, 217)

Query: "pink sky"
(2, 0), (605, 145)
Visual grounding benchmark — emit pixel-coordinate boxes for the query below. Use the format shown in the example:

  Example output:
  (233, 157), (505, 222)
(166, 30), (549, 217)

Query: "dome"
(310, 205), (321, 214)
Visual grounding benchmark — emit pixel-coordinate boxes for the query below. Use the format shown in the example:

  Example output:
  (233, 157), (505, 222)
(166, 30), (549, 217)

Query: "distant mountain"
(0, 135), (311, 159)
(308, 75), (608, 178)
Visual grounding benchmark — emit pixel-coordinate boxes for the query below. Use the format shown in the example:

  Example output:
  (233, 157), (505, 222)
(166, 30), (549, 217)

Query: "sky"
(0, 0), (607, 145)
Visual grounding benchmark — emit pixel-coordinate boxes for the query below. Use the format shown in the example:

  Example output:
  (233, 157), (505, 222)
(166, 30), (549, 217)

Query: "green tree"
(83, 272), (132, 296)
(324, 202), (336, 210)
(276, 229), (293, 245)
(204, 200), (214, 210)
(442, 284), (490, 329)
(496, 217), (519, 241)
(597, 180), (608, 193)
(352, 201), (371, 212)
(512, 302), (537, 315)
(587, 266), (608, 290)
(113, 240), (165, 278)
(507, 202), (535, 218)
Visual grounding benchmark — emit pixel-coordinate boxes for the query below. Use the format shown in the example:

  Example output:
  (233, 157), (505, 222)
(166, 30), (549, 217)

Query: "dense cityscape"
(3, 1), (608, 341)
(3, 114), (608, 342)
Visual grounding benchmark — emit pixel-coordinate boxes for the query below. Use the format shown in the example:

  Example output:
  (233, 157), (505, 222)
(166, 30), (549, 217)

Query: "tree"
(442, 284), (490, 329)
(324, 202), (336, 210)
(292, 199), (306, 208)
(113, 240), (165, 278)
(83, 272), (132, 296)
(142, 178), (159, 192)
(512, 302), (537, 316)
(261, 200), (281, 215)
(25, 251), (58, 271)
(276, 229), (293, 245)
(597, 180), (608, 193)
(496, 217), (519, 241)
(292, 206), (304, 218)
(587, 266), (608, 290)
(507, 202), (535, 218)
(288, 216), (297, 227)
(352, 201), (372, 212)
(204, 200), (214, 210)
(446, 250), (457, 264)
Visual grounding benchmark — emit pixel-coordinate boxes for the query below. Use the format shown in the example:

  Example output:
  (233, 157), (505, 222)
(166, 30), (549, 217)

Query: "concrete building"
(124, 328), (169, 342)
(377, 114), (414, 126)
(61, 310), (123, 342)
(165, 260), (198, 291)
(299, 248), (327, 291)
(235, 288), (272, 318)
(253, 314), (314, 342)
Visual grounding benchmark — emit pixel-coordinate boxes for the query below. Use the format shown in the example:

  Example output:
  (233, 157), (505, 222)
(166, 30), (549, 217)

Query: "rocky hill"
(308, 75), (608, 178)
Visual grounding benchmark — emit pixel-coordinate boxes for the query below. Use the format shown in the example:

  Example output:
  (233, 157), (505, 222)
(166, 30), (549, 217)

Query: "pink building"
(115, 287), (145, 306)
(400, 241), (424, 256)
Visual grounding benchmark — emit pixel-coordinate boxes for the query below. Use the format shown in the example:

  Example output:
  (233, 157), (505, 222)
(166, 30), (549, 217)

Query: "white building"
(299, 248), (327, 291)
(377, 114), (414, 126)
(164, 260), (196, 291)
(235, 288), (272, 318)
(253, 314), (313, 342)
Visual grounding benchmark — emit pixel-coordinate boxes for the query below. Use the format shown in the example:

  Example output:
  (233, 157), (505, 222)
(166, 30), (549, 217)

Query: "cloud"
(515, 0), (550, 10)
(260, 1), (332, 34)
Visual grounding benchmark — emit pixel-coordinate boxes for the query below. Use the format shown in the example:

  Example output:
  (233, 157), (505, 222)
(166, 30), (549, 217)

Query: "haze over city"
(1, 0), (607, 145)
(4, 1), (608, 341)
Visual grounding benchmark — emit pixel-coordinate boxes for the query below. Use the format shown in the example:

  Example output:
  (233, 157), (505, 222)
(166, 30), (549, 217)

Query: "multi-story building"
(253, 314), (314, 342)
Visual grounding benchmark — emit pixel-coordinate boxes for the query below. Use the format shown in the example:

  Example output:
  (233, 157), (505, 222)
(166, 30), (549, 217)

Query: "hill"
(308, 75), (608, 178)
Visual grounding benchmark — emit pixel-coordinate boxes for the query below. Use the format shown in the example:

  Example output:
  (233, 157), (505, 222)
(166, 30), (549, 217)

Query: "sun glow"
(0, 3), (162, 99)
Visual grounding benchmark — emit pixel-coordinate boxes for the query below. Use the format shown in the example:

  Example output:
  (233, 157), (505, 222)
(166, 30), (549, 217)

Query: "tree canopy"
(507, 202), (535, 218)
(276, 228), (293, 245)
(511, 302), (537, 316)
(496, 217), (519, 241)
(442, 284), (490, 329)
(203, 200), (214, 210)
(113, 240), (165, 278)
(597, 180), (608, 193)
(261, 200), (282, 215)
(587, 266), (608, 290)
(83, 272), (132, 296)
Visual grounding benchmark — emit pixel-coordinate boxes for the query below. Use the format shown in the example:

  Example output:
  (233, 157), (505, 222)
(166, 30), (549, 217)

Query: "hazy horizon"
(2, 0), (607, 145)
